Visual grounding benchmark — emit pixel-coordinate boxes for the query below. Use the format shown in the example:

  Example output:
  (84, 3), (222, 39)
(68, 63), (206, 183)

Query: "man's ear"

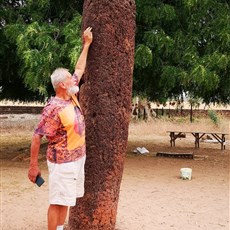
(59, 82), (66, 89)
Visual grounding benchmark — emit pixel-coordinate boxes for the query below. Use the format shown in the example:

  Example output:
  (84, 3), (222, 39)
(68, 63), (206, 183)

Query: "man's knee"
(49, 204), (67, 212)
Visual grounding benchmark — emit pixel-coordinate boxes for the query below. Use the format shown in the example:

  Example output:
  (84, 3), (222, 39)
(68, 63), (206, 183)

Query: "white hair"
(50, 68), (69, 90)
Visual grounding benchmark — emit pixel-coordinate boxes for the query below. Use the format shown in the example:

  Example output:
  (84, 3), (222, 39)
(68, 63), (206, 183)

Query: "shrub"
(208, 110), (219, 125)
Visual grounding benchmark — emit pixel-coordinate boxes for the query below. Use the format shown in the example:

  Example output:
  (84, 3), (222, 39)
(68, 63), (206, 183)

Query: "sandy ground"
(1, 114), (229, 230)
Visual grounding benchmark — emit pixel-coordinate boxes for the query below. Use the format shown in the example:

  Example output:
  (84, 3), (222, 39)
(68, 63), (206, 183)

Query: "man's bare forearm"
(28, 134), (42, 183)
(74, 27), (93, 80)
(30, 134), (41, 166)
(74, 44), (90, 79)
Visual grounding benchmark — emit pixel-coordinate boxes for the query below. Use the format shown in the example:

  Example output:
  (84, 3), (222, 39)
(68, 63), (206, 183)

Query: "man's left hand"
(83, 27), (93, 46)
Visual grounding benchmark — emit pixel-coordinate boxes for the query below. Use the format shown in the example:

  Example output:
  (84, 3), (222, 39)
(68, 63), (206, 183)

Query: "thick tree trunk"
(68, 0), (136, 229)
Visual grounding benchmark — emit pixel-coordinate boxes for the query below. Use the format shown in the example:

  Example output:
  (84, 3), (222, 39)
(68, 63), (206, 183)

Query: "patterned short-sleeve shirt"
(35, 74), (85, 163)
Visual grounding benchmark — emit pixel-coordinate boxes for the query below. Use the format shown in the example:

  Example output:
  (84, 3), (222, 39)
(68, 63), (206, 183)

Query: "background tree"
(67, 0), (136, 229)
(1, 0), (229, 105)
(0, 0), (83, 101)
(134, 0), (230, 105)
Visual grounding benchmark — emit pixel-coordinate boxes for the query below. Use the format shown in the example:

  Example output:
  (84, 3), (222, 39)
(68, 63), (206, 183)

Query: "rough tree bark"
(67, 0), (136, 229)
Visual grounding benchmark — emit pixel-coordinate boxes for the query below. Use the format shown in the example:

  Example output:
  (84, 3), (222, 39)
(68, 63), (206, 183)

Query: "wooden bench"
(167, 131), (228, 150)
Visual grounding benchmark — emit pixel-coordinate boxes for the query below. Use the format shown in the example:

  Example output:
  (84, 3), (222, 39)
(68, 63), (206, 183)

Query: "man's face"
(63, 73), (79, 96)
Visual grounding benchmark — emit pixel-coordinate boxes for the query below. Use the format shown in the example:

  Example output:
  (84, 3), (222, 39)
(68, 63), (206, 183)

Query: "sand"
(1, 115), (229, 230)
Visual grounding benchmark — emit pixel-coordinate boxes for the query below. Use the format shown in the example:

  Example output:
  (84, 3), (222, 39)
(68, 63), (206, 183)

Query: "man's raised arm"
(74, 27), (93, 81)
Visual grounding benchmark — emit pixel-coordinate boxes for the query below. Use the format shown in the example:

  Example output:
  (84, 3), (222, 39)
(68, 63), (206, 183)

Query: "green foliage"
(0, 0), (84, 101)
(4, 16), (82, 97)
(1, 0), (230, 104)
(208, 110), (219, 125)
(63, 16), (82, 67)
(134, 0), (230, 104)
(135, 44), (153, 68)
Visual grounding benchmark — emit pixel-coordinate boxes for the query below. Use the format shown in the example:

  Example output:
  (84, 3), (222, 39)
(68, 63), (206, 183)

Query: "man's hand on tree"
(83, 27), (93, 46)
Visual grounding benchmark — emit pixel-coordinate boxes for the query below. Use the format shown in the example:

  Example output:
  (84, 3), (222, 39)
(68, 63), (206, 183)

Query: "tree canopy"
(134, 0), (230, 104)
(0, 0), (84, 100)
(0, 0), (230, 104)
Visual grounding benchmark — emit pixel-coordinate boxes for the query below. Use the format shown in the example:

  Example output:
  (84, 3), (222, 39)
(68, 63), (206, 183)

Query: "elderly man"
(28, 27), (93, 230)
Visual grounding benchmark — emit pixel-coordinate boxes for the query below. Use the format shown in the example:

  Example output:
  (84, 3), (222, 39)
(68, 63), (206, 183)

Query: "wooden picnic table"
(167, 131), (229, 150)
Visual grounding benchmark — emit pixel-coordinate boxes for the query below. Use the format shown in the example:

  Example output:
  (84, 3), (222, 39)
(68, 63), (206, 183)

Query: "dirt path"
(1, 115), (229, 230)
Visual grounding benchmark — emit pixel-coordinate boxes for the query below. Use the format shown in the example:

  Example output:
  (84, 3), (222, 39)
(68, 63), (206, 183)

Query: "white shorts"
(47, 155), (86, 206)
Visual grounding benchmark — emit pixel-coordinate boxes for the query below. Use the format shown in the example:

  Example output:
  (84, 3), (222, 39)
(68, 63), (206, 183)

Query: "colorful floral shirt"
(35, 74), (85, 163)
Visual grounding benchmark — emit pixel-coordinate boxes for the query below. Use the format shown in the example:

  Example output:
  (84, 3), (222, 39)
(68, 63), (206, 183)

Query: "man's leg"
(48, 205), (59, 230)
(57, 205), (68, 227)
(48, 204), (68, 230)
